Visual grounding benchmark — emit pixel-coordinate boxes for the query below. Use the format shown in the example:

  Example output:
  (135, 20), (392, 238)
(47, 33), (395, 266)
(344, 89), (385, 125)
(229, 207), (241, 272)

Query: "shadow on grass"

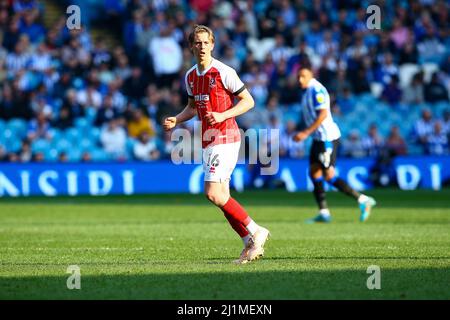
(1, 267), (449, 300)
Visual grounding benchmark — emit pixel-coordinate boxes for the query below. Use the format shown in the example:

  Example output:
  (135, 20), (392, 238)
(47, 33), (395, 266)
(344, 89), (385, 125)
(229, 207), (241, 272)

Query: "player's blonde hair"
(188, 25), (215, 45)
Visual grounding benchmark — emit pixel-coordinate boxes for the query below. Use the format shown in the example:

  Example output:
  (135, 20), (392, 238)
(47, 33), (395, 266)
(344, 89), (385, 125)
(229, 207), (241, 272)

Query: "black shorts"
(309, 139), (340, 169)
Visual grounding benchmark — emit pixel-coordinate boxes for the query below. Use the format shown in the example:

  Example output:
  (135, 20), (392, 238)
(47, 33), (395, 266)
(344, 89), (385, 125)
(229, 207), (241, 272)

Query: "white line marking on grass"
(0, 247), (144, 251)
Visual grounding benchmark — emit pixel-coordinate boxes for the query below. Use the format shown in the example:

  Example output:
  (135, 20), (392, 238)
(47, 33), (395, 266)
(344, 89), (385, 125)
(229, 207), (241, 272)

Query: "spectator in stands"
(402, 72), (425, 105)
(92, 37), (112, 67)
(148, 25), (182, 89)
(336, 87), (355, 113)
(381, 75), (402, 107)
(2, 16), (21, 52)
(442, 110), (450, 140)
(136, 16), (155, 53)
(18, 8), (45, 43)
(114, 53), (132, 81)
(287, 40), (313, 76)
(81, 151), (92, 162)
(242, 62), (269, 106)
(95, 94), (119, 127)
(351, 65), (372, 95)
(362, 124), (384, 157)
(100, 118), (127, 159)
(32, 151), (44, 162)
(107, 78), (127, 112)
(27, 112), (52, 141)
(64, 89), (85, 119)
(385, 125), (407, 156)
(61, 36), (90, 70)
(280, 120), (305, 158)
(29, 42), (51, 72)
(12, 139), (31, 162)
(0, 83), (15, 120)
(127, 108), (155, 139)
(271, 33), (292, 64)
(58, 151), (69, 162)
(390, 18), (410, 50)
(221, 45), (241, 72)
(378, 53), (399, 85)
(426, 121), (448, 155)
(424, 72), (449, 103)
(414, 108), (435, 153)
(30, 96), (52, 119)
(123, 9), (143, 55)
(398, 34), (419, 64)
(0, 144), (7, 162)
(260, 94), (283, 128)
(52, 104), (73, 131)
(341, 130), (366, 158)
(133, 131), (160, 161)
(76, 80), (102, 109)
(417, 25), (446, 64)
(5, 39), (30, 74)
(123, 65), (148, 103)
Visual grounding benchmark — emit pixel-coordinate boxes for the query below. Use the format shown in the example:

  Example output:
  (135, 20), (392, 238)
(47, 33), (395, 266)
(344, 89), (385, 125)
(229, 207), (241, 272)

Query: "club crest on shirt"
(189, 81), (194, 89)
(209, 77), (216, 88)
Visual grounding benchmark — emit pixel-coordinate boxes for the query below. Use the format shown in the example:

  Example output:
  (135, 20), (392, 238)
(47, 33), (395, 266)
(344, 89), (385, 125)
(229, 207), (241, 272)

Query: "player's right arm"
(163, 97), (196, 131)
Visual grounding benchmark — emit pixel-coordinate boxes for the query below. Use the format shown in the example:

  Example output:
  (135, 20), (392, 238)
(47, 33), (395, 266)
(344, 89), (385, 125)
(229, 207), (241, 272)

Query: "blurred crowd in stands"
(0, 0), (449, 163)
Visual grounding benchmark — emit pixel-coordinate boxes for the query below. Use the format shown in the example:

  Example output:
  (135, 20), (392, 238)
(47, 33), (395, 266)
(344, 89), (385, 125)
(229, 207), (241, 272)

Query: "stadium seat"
(49, 128), (62, 142)
(64, 127), (80, 143)
(87, 127), (101, 143)
(4, 137), (22, 153)
(85, 107), (97, 124)
(31, 138), (51, 153)
(54, 137), (72, 153)
(7, 119), (28, 139)
(75, 117), (90, 136)
(67, 148), (82, 162)
(78, 138), (95, 152)
(126, 138), (136, 155)
(0, 120), (5, 143)
(90, 148), (111, 162)
(45, 148), (59, 162)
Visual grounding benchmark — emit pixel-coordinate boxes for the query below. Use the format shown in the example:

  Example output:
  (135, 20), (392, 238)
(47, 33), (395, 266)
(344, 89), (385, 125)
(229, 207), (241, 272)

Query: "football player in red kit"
(163, 25), (270, 264)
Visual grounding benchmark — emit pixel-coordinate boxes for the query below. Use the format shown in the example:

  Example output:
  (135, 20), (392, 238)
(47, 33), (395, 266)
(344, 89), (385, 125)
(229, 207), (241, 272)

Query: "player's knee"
(324, 168), (335, 181)
(205, 191), (226, 206)
(309, 167), (322, 179)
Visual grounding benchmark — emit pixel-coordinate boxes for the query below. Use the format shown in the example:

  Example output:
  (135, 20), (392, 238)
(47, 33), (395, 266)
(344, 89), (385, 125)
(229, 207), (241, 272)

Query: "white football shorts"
(202, 141), (241, 182)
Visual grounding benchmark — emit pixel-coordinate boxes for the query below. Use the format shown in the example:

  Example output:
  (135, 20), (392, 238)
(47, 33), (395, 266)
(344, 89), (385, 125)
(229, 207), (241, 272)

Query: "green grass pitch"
(0, 189), (449, 300)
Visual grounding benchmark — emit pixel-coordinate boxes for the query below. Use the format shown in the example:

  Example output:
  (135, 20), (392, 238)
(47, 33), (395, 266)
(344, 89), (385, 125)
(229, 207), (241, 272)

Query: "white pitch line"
(0, 247), (144, 251)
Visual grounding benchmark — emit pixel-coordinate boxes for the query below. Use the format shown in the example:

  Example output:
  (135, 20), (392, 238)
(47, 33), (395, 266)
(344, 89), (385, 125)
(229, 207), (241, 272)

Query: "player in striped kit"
(293, 61), (377, 223)
(163, 25), (270, 264)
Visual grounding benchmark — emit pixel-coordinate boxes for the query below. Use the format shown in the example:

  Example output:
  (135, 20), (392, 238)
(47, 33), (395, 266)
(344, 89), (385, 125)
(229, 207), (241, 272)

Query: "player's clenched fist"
(293, 131), (309, 142)
(163, 117), (177, 131)
(205, 112), (225, 126)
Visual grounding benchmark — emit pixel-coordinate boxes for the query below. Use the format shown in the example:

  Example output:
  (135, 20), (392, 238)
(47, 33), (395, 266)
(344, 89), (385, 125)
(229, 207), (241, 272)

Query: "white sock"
(358, 194), (369, 204)
(242, 235), (252, 246)
(319, 208), (331, 217)
(245, 220), (259, 236)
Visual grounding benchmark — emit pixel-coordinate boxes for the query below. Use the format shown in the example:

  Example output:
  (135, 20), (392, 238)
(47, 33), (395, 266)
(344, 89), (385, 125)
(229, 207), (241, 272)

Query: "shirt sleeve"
(312, 86), (328, 110)
(221, 66), (245, 95)
(184, 72), (193, 98)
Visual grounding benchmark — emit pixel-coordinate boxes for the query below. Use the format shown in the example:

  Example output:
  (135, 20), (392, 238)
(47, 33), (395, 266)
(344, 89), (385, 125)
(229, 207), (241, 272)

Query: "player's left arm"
(205, 88), (254, 125)
(293, 108), (327, 142)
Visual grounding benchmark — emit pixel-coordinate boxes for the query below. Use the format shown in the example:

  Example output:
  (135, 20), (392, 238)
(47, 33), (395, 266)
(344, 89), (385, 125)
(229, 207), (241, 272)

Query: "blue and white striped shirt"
(301, 78), (341, 142)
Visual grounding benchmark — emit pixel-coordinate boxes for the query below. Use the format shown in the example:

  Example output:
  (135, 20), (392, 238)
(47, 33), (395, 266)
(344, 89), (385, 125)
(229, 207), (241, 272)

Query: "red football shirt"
(185, 58), (245, 148)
